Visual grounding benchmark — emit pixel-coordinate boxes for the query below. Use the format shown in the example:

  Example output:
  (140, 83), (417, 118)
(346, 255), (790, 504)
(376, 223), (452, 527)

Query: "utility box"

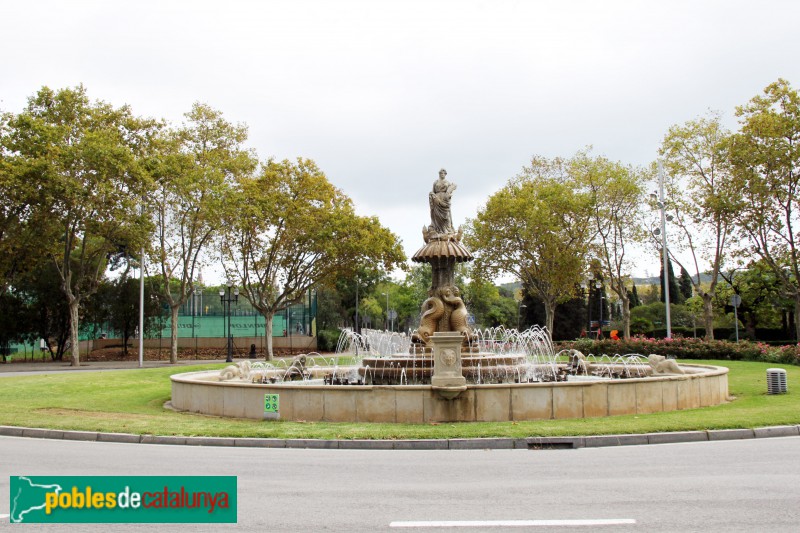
(767, 368), (788, 394)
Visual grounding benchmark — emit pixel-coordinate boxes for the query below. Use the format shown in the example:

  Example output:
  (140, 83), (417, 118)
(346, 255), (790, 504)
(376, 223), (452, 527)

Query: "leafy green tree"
(463, 276), (516, 329)
(12, 251), (73, 360)
(574, 151), (648, 339)
(718, 262), (788, 338)
(660, 111), (735, 339)
(150, 103), (256, 363)
(678, 266), (693, 302)
(357, 296), (384, 329)
(629, 283), (641, 308)
(0, 132), (40, 291)
(315, 286), (346, 332)
(337, 267), (387, 332)
(466, 155), (594, 337)
(728, 79), (800, 340)
(86, 273), (162, 355)
(0, 290), (27, 360)
(220, 158), (405, 359)
(523, 281), (585, 339)
(659, 254), (681, 305)
(1, 86), (155, 365)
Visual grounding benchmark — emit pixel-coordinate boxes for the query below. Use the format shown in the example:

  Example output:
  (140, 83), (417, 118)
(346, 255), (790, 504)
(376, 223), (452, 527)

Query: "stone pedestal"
(430, 332), (467, 399)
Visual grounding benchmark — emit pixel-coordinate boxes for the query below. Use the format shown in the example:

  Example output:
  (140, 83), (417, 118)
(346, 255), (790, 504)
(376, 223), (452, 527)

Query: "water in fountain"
(244, 327), (654, 386)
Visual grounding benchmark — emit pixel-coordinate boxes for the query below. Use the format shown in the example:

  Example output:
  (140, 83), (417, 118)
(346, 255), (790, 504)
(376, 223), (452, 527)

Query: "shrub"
(316, 329), (343, 352)
(555, 337), (800, 366)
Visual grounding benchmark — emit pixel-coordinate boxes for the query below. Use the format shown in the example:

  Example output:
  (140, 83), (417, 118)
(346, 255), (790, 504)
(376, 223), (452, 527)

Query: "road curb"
(1, 424), (799, 450)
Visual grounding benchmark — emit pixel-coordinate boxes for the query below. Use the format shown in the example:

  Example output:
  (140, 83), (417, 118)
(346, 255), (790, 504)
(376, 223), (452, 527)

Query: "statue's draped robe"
(429, 179), (456, 234)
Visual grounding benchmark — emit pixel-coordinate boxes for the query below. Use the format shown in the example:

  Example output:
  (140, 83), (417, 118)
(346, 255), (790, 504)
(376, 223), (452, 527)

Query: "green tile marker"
(264, 393), (280, 420)
(9, 476), (237, 523)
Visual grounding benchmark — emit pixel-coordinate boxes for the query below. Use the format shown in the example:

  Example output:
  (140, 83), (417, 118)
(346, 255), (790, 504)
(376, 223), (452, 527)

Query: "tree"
(220, 158), (405, 359)
(718, 262), (786, 338)
(659, 110), (736, 340)
(0, 122), (41, 291)
(659, 253), (681, 305)
(15, 261), (72, 360)
(629, 283), (641, 308)
(728, 79), (800, 340)
(678, 266), (693, 302)
(466, 155), (594, 337)
(1, 86), (155, 365)
(0, 290), (27, 360)
(150, 103), (256, 363)
(463, 276), (516, 329)
(86, 273), (162, 355)
(574, 151), (648, 339)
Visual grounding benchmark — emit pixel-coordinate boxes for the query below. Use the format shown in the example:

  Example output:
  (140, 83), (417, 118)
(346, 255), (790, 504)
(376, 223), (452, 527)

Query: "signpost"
(730, 294), (742, 342)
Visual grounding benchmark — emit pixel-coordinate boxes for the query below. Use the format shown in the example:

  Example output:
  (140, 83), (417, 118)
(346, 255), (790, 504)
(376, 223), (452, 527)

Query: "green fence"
(152, 313), (306, 339)
(4, 292), (316, 360)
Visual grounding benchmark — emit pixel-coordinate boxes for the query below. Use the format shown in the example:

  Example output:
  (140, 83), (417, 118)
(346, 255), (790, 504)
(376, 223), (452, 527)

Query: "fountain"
(170, 169), (729, 422)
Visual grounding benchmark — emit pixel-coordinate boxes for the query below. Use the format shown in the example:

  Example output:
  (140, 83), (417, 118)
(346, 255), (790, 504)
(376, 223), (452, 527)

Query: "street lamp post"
(382, 292), (390, 331)
(596, 280), (604, 335)
(355, 277), (359, 334)
(192, 287), (199, 358)
(581, 272), (595, 334)
(651, 161), (673, 339)
(219, 282), (239, 363)
(517, 303), (527, 331)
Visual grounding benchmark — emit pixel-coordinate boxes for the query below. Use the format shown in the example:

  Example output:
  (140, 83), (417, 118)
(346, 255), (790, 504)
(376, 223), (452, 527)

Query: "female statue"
(429, 168), (457, 235)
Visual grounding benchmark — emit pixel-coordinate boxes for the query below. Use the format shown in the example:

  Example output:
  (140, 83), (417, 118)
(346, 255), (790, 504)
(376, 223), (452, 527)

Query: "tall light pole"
(581, 272), (595, 334)
(596, 279), (604, 335)
(652, 161), (673, 339)
(219, 282), (239, 363)
(138, 200), (145, 369)
(355, 277), (359, 334)
(382, 291), (389, 331)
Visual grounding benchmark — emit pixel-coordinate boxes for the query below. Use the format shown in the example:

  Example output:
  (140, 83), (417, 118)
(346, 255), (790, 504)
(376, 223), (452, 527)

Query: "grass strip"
(0, 361), (796, 440)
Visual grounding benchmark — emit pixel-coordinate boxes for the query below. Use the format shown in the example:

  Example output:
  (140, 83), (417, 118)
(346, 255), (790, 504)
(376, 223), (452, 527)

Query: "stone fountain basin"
(170, 363), (728, 423)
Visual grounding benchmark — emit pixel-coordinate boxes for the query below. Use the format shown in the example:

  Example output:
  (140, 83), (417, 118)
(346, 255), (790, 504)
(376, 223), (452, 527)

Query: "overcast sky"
(3, 0), (799, 283)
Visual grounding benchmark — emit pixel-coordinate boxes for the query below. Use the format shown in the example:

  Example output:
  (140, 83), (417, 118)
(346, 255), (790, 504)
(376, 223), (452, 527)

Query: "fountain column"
(430, 331), (467, 399)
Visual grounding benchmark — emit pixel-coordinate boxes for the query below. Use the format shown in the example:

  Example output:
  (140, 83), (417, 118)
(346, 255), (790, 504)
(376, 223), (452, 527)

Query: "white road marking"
(390, 519), (636, 528)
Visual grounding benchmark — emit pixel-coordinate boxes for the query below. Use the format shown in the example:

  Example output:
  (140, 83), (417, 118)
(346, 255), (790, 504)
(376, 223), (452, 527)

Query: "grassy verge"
(0, 361), (797, 439)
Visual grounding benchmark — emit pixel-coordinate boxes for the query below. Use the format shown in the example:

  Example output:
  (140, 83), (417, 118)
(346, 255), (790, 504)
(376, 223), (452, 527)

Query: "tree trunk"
(702, 293), (715, 340)
(169, 305), (180, 364)
(794, 296), (800, 343)
(543, 300), (555, 340)
(622, 298), (631, 340)
(264, 313), (274, 361)
(68, 298), (81, 366)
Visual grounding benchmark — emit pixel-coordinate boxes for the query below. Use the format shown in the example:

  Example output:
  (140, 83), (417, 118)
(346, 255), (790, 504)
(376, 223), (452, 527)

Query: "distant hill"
(499, 274), (715, 289)
(633, 272), (714, 286)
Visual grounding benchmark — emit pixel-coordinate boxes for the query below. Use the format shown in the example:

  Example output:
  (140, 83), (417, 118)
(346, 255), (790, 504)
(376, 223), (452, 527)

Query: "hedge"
(559, 336), (800, 366)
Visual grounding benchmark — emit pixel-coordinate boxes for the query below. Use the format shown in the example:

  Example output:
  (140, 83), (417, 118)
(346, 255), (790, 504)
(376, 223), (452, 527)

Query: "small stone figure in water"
(428, 168), (457, 235)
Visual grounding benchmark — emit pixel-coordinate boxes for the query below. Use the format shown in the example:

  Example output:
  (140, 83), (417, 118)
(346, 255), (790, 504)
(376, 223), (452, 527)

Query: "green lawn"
(0, 360), (796, 440)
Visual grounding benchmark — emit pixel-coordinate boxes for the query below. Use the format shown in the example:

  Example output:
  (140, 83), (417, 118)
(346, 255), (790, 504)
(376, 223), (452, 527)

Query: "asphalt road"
(1, 435), (799, 532)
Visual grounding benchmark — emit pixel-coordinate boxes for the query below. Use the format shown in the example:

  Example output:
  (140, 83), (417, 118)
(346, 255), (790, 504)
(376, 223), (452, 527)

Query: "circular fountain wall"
(170, 328), (729, 423)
